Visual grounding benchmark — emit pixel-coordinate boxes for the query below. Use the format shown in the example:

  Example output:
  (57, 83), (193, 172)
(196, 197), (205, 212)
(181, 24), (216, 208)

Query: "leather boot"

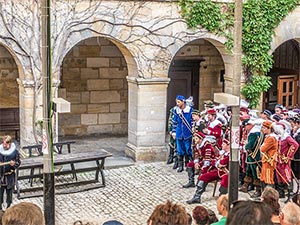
(285, 182), (293, 203)
(238, 182), (249, 193)
(219, 186), (228, 195)
(173, 156), (178, 170)
(261, 182), (266, 192)
(277, 183), (285, 198)
(166, 145), (174, 164)
(177, 155), (184, 173)
(252, 186), (261, 198)
(186, 180), (207, 204)
(183, 167), (195, 188)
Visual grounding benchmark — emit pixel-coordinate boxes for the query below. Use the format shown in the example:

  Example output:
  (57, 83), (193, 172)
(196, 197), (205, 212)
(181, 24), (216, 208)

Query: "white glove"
(171, 133), (176, 140)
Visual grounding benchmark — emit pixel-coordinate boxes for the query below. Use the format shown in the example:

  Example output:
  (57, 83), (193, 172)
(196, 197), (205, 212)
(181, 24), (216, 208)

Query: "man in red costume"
(203, 109), (223, 149)
(182, 132), (216, 188)
(186, 139), (230, 204)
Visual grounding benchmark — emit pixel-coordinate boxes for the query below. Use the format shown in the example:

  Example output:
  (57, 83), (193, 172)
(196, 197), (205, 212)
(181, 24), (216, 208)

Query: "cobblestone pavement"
(13, 136), (251, 225)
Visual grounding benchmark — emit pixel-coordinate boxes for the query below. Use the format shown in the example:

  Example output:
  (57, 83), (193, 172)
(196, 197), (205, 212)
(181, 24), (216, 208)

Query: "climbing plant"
(179, 0), (299, 108)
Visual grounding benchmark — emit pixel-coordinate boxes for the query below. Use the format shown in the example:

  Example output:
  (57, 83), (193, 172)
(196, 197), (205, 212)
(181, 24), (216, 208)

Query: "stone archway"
(59, 37), (131, 137)
(0, 43), (26, 142)
(168, 39), (226, 114)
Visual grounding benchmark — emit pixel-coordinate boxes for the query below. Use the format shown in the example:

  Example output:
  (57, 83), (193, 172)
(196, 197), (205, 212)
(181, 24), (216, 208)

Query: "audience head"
(102, 220), (123, 225)
(206, 208), (218, 224)
(2, 202), (44, 225)
(147, 200), (189, 225)
(192, 205), (210, 225)
(280, 202), (300, 225)
(216, 194), (229, 217)
(261, 186), (280, 215)
(226, 200), (273, 225)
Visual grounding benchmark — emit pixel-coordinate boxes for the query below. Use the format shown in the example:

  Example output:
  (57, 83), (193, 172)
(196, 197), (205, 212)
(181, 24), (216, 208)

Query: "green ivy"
(179, 0), (299, 108)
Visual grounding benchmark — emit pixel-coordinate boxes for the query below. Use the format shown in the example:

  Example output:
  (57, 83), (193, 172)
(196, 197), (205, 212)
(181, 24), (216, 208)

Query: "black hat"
(192, 109), (201, 116)
(262, 110), (272, 118)
(272, 114), (282, 122)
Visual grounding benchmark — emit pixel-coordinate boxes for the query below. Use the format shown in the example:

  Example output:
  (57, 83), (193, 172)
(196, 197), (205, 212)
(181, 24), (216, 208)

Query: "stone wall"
(0, 45), (19, 108)
(59, 37), (128, 136)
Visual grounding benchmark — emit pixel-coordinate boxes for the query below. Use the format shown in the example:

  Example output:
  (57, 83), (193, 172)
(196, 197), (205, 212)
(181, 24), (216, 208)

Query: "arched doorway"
(0, 44), (20, 140)
(59, 37), (128, 137)
(266, 39), (299, 110)
(167, 39), (225, 117)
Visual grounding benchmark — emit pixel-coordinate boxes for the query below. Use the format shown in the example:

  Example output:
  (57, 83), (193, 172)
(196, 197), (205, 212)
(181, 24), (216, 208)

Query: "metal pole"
(41, 0), (55, 224)
(228, 0), (243, 207)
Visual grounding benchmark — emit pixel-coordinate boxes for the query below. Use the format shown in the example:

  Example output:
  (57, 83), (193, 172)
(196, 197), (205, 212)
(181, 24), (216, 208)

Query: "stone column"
(17, 79), (43, 146)
(126, 77), (170, 162)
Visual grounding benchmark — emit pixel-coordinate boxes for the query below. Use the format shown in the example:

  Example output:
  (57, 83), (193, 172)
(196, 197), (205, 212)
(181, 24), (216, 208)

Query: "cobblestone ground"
(13, 162), (250, 225)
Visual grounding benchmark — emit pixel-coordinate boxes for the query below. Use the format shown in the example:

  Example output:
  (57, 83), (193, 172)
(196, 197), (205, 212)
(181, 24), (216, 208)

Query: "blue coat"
(172, 105), (193, 140)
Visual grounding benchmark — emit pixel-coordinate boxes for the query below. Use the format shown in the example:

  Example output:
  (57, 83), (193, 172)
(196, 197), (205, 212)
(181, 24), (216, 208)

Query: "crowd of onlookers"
(146, 188), (300, 225)
(2, 187), (300, 225)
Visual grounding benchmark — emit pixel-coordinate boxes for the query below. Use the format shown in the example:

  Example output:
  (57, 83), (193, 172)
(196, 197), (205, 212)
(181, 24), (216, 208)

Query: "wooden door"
(277, 75), (298, 108)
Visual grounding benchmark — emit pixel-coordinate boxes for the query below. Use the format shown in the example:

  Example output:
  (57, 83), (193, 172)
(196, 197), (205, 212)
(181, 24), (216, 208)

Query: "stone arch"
(271, 6), (300, 52)
(0, 42), (26, 142)
(167, 36), (233, 111)
(54, 35), (138, 82)
(58, 36), (134, 137)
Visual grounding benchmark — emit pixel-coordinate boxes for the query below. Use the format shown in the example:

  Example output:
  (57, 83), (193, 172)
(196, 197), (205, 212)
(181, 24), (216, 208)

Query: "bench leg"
(96, 159), (105, 186)
(70, 163), (77, 181)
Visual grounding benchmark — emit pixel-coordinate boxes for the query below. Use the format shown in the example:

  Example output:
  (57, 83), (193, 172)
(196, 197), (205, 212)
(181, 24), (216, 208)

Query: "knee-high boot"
(186, 180), (207, 204)
(177, 155), (184, 173)
(183, 167), (195, 188)
(166, 145), (175, 164)
(285, 182), (293, 203)
(219, 186), (228, 195)
(172, 156), (178, 169)
(277, 183), (286, 198)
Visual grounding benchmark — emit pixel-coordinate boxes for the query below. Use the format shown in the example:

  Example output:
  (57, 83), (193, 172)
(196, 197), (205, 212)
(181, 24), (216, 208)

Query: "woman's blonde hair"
(2, 202), (44, 225)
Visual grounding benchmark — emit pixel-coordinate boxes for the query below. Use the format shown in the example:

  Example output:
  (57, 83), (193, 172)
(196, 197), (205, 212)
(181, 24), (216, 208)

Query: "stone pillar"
(17, 79), (43, 146)
(126, 77), (170, 162)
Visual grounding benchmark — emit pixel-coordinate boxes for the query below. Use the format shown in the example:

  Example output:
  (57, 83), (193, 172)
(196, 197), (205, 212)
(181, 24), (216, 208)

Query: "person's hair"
(261, 186), (279, 200)
(262, 196), (280, 215)
(192, 206), (210, 225)
(147, 200), (188, 225)
(226, 200), (273, 225)
(219, 194), (229, 212)
(2, 202), (44, 225)
(281, 202), (300, 225)
(207, 208), (218, 224)
(2, 136), (12, 144)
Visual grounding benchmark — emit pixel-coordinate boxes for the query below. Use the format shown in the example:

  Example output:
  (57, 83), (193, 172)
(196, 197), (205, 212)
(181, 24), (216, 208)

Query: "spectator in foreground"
(207, 208), (218, 224)
(2, 202), (44, 225)
(192, 205), (210, 225)
(226, 200), (273, 225)
(147, 200), (189, 225)
(102, 220), (123, 225)
(261, 186), (280, 225)
(211, 194), (228, 225)
(279, 202), (300, 225)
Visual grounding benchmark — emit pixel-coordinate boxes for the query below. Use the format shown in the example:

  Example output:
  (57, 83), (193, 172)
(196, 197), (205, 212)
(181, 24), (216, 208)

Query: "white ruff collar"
(0, 143), (16, 156)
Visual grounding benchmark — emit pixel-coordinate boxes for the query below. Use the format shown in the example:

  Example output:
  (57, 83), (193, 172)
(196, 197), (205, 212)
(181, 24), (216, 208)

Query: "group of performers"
(167, 95), (300, 204)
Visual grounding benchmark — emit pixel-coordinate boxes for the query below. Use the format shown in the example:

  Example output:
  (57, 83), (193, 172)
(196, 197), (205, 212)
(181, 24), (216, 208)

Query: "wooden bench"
(0, 108), (20, 140)
(16, 149), (112, 199)
(21, 140), (77, 185)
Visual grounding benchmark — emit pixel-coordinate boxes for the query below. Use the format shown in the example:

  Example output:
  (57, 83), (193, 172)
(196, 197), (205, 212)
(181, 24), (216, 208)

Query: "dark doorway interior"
(166, 60), (202, 127)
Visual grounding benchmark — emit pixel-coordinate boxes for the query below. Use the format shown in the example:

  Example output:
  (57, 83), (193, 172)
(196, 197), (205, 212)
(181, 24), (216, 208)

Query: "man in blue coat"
(172, 95), (193, 172)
